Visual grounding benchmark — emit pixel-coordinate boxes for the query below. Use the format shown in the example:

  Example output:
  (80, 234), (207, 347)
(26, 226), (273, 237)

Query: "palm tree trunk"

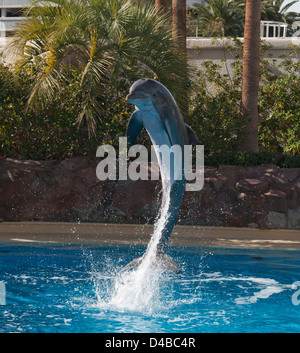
(155, 0), (169, 15)
(172, 0), (186, 56)
(171, 0), (189, 116)
(239, 0), (261, 152)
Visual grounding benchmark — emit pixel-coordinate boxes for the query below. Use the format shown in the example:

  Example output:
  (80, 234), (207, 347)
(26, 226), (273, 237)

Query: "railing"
(0, 17), (25, 36)
(187, 19), (201, 38)
(0, 0), (29, 7)
(260, 21), (288, 38)
(187, 20), (289, 38)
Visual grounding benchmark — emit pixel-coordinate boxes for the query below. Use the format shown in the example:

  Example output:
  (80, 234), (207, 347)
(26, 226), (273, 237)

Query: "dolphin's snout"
(126, 91), (147, 104)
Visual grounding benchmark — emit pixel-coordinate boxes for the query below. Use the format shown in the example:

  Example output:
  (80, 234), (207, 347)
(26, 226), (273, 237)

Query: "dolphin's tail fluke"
(125, 252), (179, 274)
(125, 256), (143, 269)
(156, 252), (179, 273)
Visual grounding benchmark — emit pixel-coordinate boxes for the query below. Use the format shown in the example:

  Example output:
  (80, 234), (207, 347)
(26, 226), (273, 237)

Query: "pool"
(1, 242), (300, 333)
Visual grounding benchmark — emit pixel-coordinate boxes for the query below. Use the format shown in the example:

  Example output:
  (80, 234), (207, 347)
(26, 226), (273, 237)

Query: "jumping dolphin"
(126, 78), (199, 273)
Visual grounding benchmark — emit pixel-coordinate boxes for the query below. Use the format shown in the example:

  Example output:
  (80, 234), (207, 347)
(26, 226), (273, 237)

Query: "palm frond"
(6, 0), (190, 134)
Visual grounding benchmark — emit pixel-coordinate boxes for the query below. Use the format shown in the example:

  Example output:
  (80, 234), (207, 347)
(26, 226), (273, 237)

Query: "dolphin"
(125, 78), (199, 273)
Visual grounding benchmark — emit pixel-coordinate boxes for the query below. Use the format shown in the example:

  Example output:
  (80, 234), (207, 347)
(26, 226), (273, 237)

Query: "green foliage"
(189, 41), (300, 165)
(1, 34), (300, 167)
(0, 64), (130, 159)
(259, 68), (300, 154)
(205, 151), (300, 168)
(189, 0), (300, 38)
(7, 0), (189, 135)
(1, 0), (190, 159)
(281, 154), (300, 168)
(191, 0), (245, 37)
(261, 0), (300, 28)
(189, 58), (243, 154)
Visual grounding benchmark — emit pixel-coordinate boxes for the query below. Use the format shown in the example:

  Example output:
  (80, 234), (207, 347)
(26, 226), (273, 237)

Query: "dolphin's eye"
(152, 93), (156, 97)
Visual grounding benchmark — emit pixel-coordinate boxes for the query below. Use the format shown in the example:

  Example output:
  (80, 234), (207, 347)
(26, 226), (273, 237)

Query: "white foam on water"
(91, 259), (169, 314)
(234, 279), (293, 305)
(107, 267), (166, 313)
(200, 272), (292, 305)
(235, 285), (285, 304)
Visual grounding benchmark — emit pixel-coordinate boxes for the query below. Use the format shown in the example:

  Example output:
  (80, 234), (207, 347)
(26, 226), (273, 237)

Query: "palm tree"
(192, 0), (245, 37)
(239, 0), (261, 152)
(172, 0), (187, 55)
(156, 0), (170, 15)
(7, 0), (189, 135)
(261, 0), (300, 24)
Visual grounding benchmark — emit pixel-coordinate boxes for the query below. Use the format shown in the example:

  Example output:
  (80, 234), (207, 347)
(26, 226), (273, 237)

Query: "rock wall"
(1, 157), (300, 229)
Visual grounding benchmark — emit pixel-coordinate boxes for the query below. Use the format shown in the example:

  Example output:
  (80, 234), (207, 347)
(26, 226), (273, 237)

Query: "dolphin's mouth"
(126, 92), (146, 103)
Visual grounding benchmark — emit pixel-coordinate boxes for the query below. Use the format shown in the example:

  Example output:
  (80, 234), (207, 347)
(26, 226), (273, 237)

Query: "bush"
(0, 64), (131, 159)
(189, 59), (243, 154)
(205, 151), (300, 168)
(259, 70), (300, 154)
(189, 43), (300, 163)
(1, 41), (300, 167)
(0, 64), (87, 159)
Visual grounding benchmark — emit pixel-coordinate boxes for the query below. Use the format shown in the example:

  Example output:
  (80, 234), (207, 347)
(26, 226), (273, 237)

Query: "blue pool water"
(0, 242), (300, 333)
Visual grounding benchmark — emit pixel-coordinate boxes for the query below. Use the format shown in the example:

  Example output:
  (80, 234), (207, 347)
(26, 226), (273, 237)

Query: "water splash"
(92, 186), (174, 314)
(91, 261), (173, 314)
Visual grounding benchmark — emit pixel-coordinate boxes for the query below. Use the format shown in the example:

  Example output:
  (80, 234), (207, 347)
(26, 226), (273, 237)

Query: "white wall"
(187, 37), (300, 76)
(2, 37), (300, 70)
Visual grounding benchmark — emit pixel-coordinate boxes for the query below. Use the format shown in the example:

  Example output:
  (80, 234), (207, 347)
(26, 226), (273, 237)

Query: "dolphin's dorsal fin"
(185, 124), (200, 145)
(127, 110), (144, 146)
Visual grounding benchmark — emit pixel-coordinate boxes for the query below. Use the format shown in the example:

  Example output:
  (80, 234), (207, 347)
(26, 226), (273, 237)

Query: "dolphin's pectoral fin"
(127, 110), (144, 146)
(185, 124), (200, 145)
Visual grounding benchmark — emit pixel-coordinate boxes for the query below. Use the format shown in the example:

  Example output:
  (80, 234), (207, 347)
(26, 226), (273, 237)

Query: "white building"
(0, 0), (29, 37)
